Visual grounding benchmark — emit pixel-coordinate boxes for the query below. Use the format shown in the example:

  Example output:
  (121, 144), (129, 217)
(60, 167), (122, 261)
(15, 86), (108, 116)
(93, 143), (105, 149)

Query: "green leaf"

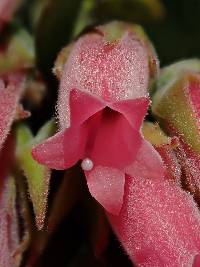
(16, 121), (55, 229)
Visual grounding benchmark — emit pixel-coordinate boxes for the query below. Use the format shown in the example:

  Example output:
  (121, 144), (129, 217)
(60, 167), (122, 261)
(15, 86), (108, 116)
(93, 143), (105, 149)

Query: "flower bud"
(152, 59), (200, 202)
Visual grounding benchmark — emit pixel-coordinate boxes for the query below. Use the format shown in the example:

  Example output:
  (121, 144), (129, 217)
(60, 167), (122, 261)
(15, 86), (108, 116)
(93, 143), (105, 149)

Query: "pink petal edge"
(32, 131), (66, 170)
(111, 97), (149, 130)
(85, 166), (125, 215)
(32, 123), (88, 170)
(70, 89), (105, 126)
(125, 138), (166, 180)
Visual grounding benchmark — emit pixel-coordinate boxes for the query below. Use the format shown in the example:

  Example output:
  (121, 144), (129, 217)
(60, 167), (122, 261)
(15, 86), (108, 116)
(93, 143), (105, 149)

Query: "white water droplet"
(81, 158), (94, 171)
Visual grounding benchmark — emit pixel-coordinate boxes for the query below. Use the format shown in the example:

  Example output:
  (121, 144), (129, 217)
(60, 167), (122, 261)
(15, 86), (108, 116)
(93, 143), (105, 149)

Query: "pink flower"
(31, 23), (200, 266)
(32, 88), (154, 215)
(32, 21), (159, 215)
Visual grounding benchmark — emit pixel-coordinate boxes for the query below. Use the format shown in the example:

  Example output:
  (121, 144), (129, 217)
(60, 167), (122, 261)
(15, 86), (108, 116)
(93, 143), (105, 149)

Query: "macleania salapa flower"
(32, 22), (200, 266)
(32, 21), (160, 215)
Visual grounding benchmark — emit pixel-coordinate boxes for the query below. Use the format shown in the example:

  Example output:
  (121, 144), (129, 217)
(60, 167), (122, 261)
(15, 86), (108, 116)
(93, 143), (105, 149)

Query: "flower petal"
(70, 89), (105, 126)
(108, 175), (200, 267)
(110, 97), (149, 130)
(90, 111), (142, 169)
(125, 139), (165, 180)
(85, 166), (125, 215)
(193, 255), (200, 267)
(63, 125), (87, 167)
(32, 131), (66, 170)
(32, 124), (87, 170)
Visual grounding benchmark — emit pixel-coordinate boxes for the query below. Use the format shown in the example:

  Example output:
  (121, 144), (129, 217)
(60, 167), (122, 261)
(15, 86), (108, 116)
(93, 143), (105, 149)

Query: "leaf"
(16, 121), (55, 229)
